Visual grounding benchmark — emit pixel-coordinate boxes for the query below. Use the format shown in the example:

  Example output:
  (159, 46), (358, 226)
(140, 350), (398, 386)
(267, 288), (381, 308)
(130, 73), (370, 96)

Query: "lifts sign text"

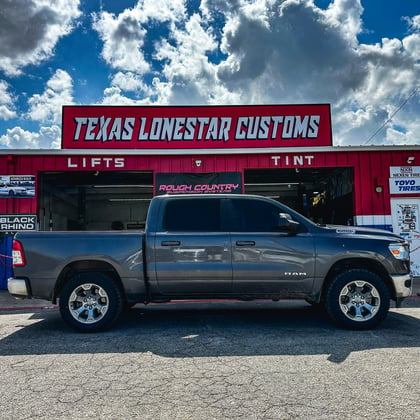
(62, 105), (332, 150)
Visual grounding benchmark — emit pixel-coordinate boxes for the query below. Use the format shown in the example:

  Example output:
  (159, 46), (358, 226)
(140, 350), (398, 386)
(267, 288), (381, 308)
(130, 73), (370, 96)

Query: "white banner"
(391, 199), (420, 277)
(0, 175), (35, 198)
(390, 166), (420, 178)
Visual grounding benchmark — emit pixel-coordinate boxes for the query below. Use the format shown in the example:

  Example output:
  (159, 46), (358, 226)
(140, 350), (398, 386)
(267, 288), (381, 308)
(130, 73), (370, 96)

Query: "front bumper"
(391, 273), (413, 299)
(7, 277), (30, 299)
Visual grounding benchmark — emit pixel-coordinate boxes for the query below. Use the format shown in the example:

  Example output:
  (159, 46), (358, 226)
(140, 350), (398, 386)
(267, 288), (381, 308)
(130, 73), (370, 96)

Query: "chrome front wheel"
(325, 269), (390, 330)
(338, 280), (380, 322)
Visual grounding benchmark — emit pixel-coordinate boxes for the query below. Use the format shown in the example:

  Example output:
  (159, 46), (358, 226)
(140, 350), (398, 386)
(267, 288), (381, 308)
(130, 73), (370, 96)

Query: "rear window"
(163, 199), (221, 231)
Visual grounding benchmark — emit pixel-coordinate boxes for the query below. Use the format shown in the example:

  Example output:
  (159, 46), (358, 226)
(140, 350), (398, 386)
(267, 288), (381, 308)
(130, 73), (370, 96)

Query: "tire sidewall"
(325, 269), (390, 330)
(59, 272), (123, 333)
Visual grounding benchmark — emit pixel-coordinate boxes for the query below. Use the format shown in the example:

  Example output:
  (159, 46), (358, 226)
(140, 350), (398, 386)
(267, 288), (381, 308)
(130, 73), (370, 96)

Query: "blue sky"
(0, 0), (419, 148)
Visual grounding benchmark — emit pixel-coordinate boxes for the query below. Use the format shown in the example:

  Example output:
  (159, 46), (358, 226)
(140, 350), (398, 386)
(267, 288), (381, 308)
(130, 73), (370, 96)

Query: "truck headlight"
(388, 243), (410, 260)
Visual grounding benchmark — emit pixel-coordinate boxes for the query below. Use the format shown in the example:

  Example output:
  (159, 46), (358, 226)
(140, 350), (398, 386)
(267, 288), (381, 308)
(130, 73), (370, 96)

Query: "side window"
(163, 199), (221, 231)
(231, 199), (283, 232)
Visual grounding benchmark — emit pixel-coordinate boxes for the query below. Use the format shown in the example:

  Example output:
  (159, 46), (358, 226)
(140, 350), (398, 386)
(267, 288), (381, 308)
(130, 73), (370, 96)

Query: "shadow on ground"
(0, 300), (418, 363)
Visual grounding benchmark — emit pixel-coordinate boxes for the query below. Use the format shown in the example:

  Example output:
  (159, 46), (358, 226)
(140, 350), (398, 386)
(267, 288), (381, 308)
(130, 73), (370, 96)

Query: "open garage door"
(244, 167), (354, 225)
(38, 171), (153, 231)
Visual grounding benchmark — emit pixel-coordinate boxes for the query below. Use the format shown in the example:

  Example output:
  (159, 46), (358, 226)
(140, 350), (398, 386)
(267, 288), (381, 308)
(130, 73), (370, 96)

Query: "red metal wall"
(1, 148), (419, 218)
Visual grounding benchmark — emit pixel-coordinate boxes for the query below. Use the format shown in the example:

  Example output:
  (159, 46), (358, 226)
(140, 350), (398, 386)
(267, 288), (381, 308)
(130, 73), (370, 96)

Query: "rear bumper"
(7, 277), (30, 299)
(391, 273), (413, 298)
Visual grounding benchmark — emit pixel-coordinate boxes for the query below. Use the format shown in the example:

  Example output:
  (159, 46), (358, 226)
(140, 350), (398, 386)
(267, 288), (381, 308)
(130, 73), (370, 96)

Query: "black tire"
(59, 272), (123, 333)
(325, 269), (390, 330)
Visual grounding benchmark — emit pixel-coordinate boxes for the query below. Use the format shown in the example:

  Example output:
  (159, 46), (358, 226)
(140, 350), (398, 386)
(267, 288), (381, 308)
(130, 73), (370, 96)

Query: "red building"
(0, 104), (419, 276)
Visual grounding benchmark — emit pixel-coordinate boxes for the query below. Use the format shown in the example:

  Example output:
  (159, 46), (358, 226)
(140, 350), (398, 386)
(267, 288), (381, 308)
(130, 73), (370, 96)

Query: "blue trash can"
(0, 234), (13, 289)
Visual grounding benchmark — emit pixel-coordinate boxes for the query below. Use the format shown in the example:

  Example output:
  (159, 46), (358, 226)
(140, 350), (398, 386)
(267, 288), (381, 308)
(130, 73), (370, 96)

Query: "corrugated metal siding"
(0, 149), (419, 218)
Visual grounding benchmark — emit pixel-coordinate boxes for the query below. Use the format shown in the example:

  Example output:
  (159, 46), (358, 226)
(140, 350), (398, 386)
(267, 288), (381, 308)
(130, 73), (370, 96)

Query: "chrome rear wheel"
(68, 283), (110, 324)
(59, 272), (122, 333)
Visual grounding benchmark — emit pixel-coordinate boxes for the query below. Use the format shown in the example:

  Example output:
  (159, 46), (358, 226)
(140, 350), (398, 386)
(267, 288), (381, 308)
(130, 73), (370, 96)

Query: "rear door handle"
(236, 241), (256, 246)
(161, 240), (181, 246)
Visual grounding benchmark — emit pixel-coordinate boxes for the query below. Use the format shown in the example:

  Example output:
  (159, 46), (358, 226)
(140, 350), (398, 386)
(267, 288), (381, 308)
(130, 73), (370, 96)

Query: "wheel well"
(321, 259), (395, 301)
(53, 260), (125, 304)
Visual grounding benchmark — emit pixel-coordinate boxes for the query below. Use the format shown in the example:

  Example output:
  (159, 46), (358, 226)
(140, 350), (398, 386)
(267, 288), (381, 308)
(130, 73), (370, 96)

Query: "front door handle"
(236, 241), (256, 246)
(161, 240), (181, 246)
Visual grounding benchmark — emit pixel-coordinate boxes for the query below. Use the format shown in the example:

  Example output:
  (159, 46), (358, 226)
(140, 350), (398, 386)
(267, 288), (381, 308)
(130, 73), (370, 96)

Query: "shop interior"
(244, 167), (354, 225)
(39, 171), (154, 231)
(38, 167), (354, 231)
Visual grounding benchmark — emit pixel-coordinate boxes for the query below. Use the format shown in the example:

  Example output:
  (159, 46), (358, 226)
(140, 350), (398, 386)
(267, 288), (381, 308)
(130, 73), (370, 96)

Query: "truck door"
(228, 198), (315, 296)
(153, 197), (232, 295)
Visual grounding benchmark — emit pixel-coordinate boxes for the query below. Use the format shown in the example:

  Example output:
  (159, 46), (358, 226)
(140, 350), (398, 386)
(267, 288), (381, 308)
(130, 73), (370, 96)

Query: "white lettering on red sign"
(71, 115), (321, 143)
(271, 155), (315, 166)
(67, 157), (125, 169)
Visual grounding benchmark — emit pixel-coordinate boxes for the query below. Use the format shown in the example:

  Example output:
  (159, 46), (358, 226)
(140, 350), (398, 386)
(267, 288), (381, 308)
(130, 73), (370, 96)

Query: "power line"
(364, 86), (419, 145)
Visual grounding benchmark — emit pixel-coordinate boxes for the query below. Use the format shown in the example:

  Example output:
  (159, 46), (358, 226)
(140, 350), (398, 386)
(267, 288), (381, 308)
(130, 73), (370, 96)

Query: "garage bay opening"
(244, 167), (354, 225)
(39, 171), (153, 231)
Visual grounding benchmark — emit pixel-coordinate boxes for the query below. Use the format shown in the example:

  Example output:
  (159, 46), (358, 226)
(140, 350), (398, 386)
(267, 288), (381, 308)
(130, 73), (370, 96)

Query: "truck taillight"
(12, 239), (26, 266)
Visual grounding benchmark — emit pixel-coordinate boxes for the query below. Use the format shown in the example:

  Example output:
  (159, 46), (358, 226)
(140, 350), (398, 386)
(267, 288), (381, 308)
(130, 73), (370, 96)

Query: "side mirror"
(276, 213), (300, 234)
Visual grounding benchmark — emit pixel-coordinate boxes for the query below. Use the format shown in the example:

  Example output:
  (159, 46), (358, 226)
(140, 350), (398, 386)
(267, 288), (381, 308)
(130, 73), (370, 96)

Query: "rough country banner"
(155, 172), (243, 195)
(62, 105), (332, 149)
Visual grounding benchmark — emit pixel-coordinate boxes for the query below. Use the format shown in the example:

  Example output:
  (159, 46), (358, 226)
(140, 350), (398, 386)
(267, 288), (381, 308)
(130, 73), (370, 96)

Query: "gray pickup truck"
(8, 194), (412, 332)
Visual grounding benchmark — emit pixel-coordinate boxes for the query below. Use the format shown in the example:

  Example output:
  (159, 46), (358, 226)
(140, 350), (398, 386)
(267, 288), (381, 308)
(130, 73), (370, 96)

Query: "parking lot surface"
(0, 287), (419, 419)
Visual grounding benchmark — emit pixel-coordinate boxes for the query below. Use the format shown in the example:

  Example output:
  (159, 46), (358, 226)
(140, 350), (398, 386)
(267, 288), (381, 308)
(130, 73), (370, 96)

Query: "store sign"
(0, 214), (37, 232)
(271, 155), (315, 166)
(0, 175), (35, 199)
(389, 167), (420, 194)
(156, 172), (243, 195)
(389, 178), (420, 194)
(62, 105), (332, 150)
(390, 166), (420, 178)
(67, 157), (125, 169)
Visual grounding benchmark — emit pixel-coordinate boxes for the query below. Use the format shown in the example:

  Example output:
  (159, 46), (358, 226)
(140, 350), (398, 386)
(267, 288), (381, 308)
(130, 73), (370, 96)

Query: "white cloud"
(0, 0), (81, 76)
(92, 8), (150, 74)
(139, 0), (186, 23)
(406, 14), (420, 31)
(0, 80), (17, 120)
(102, 86), (155, 105)
(403, 32), (420, 60)
(39, 125), (62, 148)
(92, 0), (187, 76)
(324, 0), (363, 46)
(154, 13), (221, 104)
(27, 69), (74, 124)
(0, 125), (61, 149)
(111, 72), (147, 93)
(201, 0), (419, 145)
